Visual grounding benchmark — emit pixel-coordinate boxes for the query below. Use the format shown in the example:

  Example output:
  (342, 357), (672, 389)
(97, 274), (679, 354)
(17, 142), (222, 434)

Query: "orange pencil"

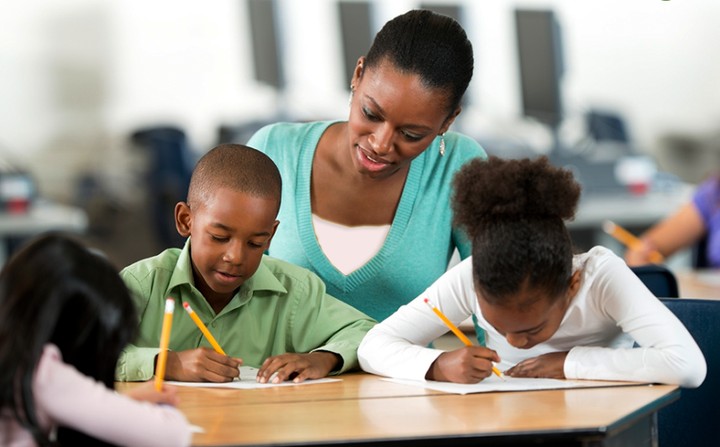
(602, 220), (664, 264)
(423, 298), (505, 380)
(155, 297), (175, 391)
(183, 302), (226, 355)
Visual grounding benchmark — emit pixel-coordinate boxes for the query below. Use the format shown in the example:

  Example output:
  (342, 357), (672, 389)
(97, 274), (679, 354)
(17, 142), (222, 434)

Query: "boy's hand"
(505, 351), (568, 379)
(162, 347), (242, 382)
(124, 381), (180, 406)
(426, 346), (501, 383)
(257, 351), (340, 384)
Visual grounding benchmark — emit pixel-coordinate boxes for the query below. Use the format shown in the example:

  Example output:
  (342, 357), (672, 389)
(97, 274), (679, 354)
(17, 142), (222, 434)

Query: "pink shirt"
(0, 344), (191, 446)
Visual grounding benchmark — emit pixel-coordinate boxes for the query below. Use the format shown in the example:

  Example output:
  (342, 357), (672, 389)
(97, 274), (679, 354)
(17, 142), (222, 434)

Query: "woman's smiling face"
(347, 58), (459, 180)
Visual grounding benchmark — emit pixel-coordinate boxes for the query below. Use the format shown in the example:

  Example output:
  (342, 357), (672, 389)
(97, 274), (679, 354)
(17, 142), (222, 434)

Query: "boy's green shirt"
(116, 238), (376, 381)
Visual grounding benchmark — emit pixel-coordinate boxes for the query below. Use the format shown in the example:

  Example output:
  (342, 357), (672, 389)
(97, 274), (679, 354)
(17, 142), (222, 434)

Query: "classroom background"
(1, 0), (719, 269)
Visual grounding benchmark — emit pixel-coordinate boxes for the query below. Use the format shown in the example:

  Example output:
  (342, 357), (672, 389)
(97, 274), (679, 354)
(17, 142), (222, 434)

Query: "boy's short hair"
(187, 143), (282, 211)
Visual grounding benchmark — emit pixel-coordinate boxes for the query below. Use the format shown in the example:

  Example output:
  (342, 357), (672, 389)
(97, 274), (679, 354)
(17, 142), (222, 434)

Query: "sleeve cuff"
(116, 346), (161, 381)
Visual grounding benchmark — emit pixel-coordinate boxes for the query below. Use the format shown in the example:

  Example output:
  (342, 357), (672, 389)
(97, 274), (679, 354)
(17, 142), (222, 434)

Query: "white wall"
(2, 0), (720, 202)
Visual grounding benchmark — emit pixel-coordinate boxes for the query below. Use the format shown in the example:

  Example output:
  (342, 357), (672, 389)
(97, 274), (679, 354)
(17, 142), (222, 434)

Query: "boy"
(116, 144), (376, 384)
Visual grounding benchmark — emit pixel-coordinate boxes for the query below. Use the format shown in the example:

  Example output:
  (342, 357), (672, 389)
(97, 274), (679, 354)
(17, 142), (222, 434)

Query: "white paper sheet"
(384, 375), (642, 395)
(166, 366), (341, 389)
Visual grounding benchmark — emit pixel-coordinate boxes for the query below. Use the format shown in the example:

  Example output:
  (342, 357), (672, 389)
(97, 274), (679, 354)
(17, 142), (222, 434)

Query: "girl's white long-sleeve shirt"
(358, 246), (706, 388)
(0, 344), (192, 447)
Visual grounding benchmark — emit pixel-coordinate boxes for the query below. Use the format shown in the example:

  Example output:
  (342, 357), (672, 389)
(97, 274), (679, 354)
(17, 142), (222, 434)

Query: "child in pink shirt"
(0, 234), (191, 446)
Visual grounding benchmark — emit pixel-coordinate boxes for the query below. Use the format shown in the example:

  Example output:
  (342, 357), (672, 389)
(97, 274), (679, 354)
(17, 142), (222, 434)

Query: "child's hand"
(163, 347), (242, 382)
(426, 346), (501, 383)
(505, 351), (568, 379)
(124, 381), (180, 407)
(256, 351), (340, 384)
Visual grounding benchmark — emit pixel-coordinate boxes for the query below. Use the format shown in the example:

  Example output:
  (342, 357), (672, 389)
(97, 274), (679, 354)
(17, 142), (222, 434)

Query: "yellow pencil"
(602, 220), (664, 264)
(182, 302), (226, 355)
(155, 297), (175, 391)
(423, 298), (505, 380)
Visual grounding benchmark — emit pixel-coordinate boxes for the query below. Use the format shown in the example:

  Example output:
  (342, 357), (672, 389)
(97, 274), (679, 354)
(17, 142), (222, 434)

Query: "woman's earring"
(349, 86), (354, 106)
(439, 133), (446, 156)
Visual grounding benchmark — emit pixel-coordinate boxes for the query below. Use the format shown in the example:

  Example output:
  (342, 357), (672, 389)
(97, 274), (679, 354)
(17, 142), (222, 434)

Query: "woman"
(248, 9), (486, 322)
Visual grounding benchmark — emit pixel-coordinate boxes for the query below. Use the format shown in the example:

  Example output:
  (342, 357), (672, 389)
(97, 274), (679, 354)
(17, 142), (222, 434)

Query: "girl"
(0, 234), (191, 446)
(358, 156), (706, 388)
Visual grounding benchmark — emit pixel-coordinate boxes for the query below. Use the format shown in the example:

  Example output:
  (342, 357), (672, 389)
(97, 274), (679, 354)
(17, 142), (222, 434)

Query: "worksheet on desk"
(385, 376), (644, 395)
(166, 366), (341, 389)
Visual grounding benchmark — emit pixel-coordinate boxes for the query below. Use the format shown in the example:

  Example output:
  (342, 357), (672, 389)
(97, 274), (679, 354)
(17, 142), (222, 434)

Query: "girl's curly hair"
(452, 156), (581, 304)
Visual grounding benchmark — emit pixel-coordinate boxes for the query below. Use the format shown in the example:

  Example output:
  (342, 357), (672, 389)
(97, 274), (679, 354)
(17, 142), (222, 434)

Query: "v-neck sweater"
(247, 121), (486, 321)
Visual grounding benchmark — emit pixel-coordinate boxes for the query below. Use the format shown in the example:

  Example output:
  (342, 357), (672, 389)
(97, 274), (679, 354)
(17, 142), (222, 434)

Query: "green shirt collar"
(167, 238), (288, 315)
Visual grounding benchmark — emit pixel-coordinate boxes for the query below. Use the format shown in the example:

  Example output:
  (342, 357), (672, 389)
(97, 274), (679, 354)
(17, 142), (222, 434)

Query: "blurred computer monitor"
(247, 0), (284, 89)
(514, 9), (564, 133)
(338, 1), (374, 88)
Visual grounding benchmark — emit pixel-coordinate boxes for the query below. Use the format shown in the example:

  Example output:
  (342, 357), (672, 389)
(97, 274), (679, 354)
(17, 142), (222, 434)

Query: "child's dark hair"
(452, 156), (581, 305)
(0, 233), (137, 446)
(188, 143), (282, 212)
(364, 9), (473, 114)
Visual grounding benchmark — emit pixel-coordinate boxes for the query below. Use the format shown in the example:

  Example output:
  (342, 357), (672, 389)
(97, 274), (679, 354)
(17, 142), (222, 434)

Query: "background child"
(358, 156), (706, 388)
(116, 143), (376, 384)
(0, 233), (190, 446)
(625, 174), (720, 268)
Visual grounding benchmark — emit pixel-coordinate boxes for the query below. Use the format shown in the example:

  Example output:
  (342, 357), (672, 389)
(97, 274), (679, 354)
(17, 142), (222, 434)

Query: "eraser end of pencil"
(183, 302), (191, 310)
(602, 220), (615, 233)
(423, 298), (429, 303)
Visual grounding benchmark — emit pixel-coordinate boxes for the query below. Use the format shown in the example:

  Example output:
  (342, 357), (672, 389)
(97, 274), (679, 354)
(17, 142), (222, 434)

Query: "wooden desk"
(0, 200), (87, 264)
(676, 269), (720, 299)
(117, 374), (678, 447)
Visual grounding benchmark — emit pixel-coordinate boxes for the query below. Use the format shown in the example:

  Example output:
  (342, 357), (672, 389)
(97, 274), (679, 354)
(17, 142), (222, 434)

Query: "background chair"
(131, 126), (194, 249)
(657, 298), (720, 447)
(630, 264), (680, 298)
(692, 234), (710, 269)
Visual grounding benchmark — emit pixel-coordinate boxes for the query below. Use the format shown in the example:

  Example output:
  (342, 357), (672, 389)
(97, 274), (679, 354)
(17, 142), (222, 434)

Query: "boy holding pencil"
(116, 144), (376, 383)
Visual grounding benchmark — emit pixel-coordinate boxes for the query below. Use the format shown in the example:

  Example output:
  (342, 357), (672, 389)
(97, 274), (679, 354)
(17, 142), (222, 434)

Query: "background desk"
(568, 186), (694, 268)
(571, 187), (691, 230)
(118, 374), (678, 447)
(0, 200), (88, 265)
(676, 270), (720, 299)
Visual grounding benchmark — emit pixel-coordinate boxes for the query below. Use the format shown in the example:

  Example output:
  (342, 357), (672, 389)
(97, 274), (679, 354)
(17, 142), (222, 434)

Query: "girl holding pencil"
(358, 156), (706, 387)
(0, 234), (191, 446)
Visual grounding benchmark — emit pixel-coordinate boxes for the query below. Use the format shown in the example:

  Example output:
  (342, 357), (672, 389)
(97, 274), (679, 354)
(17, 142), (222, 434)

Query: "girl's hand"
(257, 351), (340, 384)
(124, 380), (180, 406)
(426, 346), (501, 384)
(505, 351), (568, 379)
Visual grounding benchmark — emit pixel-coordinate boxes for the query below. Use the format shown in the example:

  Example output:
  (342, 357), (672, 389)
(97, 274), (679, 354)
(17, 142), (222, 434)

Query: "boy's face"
(175, 187), (279, 307)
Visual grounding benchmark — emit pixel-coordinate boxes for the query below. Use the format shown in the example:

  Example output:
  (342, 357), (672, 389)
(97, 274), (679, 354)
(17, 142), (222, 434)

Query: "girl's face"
(347, 58), (459, 180)
(478, 272), (581, 350)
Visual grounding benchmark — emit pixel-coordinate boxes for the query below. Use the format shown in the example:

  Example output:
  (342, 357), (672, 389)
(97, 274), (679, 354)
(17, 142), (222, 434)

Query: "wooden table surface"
(677, 269), (720, 299)
(117, 373), (678, 446)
